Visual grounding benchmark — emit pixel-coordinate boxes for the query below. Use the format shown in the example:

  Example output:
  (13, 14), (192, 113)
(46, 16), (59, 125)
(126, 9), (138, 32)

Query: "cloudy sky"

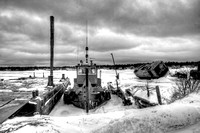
(0, 0), (199, 66)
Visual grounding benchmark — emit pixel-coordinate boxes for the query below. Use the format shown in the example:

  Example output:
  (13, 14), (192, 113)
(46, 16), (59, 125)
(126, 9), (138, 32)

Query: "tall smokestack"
(48, 16), (54, 86)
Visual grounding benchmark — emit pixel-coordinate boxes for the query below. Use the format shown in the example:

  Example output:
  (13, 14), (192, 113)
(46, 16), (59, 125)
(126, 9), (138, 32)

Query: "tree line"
(0, 61), (199, 71)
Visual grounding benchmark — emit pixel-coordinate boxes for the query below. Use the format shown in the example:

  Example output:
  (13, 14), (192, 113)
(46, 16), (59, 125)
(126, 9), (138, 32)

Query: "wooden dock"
(0, 99), (28, 124)
(0, 92), (31, 124)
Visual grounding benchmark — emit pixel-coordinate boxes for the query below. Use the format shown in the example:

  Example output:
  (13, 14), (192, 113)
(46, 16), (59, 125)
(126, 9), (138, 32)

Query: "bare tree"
(170, 69), (200, 103)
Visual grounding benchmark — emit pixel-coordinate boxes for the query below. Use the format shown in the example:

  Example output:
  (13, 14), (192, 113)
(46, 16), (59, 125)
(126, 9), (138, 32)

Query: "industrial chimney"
(48, 16), (54, 86)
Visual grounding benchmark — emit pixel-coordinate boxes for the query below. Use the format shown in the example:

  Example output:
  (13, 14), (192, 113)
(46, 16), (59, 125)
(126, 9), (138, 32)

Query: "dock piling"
(156, 86), (162, 105)
(62, 74), (65, 79)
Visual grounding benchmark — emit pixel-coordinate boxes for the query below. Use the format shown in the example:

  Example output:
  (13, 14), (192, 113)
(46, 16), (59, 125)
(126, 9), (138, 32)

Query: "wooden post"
(100, 70), (101, 79)
(147, 86), (150, 97)
(62, 74), (65, 79)
(36, 90), (39, 96)
(85, 68), (89, 113)
(32, 91), (36, 98)
(43, 72), (45, 78)
(146, 81), (150, 97)
(48, 16), (54, 86)
(33, 72), (35, 78)
(156, 86), (162, 105)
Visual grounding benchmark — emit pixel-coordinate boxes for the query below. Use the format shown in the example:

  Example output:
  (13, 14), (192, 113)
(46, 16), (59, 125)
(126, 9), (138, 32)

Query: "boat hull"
(63, 86), (111, 110)
(134, 61), (169, 79)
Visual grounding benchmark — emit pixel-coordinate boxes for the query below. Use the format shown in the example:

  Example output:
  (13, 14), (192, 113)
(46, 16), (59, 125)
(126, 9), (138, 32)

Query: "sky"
(0, 0), (199, 66)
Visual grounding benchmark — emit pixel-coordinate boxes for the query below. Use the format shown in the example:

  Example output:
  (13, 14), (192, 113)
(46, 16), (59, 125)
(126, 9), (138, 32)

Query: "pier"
(0, 79), (70, 124)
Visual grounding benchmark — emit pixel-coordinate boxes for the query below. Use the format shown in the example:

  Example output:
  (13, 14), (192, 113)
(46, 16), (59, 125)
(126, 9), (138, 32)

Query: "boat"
(63, 61), (111, 110)
(134, 61), (169, 79)
(63, 23), (111, 112)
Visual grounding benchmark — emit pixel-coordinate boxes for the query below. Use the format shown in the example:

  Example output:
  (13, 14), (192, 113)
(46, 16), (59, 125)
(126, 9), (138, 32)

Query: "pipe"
(48, 16), (54, 86)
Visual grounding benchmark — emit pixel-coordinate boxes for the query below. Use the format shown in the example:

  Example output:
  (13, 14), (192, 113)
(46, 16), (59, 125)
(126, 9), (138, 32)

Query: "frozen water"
(0, 67), (200, 133)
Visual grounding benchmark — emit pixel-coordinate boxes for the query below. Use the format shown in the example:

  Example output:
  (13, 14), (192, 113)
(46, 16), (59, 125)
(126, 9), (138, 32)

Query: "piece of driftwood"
(126, 89), (157, 108)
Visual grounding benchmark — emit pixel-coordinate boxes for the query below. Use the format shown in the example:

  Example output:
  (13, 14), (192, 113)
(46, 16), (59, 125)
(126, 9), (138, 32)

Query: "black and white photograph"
(0, 0), (200, 132)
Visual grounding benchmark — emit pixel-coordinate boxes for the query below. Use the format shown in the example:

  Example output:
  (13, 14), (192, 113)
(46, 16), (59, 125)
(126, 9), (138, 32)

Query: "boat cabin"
(75, 64), (101, 87)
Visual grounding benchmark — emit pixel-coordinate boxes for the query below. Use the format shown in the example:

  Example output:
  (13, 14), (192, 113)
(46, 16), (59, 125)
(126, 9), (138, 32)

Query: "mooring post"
(100, 70), (102, 79)
(35, 90), (39, 96)
(43, 72), (45, 78)
(156, 86), (162, 105)
(85, 68), (89, 113)
(48, 16), (54, 86)
(32, 90), (36, 98)
(62, 74), (65, 79)
(147, 86), (150, 97)
(146, 81), (150, 97)
(33, 72), (35, 78)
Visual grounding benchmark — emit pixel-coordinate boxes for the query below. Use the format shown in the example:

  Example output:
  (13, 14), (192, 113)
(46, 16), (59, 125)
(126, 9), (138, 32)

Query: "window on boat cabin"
(78, 67), (85, 75)
(89, 68), (96, 75)
(77, 67), (96, 75)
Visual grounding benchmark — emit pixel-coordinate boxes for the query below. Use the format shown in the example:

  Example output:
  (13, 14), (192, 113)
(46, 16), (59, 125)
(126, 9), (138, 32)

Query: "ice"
(0, 67), (200, 133)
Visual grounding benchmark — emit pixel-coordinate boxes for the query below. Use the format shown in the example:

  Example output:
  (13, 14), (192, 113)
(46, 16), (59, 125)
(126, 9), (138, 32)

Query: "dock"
(0, 80), (70, 124)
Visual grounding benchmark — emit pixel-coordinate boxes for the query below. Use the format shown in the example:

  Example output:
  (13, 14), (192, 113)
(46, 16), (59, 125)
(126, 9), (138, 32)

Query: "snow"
(1, 101), (200, 133)
(1, 67), (200, 133)
(50, 94), (136, 117)
(0, 89), (12, 92)
(0, 70), (73, 93)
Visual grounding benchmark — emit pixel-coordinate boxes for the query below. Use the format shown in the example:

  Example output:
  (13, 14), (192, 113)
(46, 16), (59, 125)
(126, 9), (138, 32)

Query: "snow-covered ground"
(0, 70), (76, 93)
(0, 67), (200, 133)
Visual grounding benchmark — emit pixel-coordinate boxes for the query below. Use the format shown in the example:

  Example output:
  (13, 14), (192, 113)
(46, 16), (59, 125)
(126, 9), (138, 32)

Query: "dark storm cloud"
(1, 0), (199, 37)
(0, 13), (46, 41)
(0, 0), (199, 66)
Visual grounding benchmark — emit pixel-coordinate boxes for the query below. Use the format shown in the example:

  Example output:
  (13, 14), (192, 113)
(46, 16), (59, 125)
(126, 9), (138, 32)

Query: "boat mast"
(85, 20), (89, 113)
(85, 20), (89, 64)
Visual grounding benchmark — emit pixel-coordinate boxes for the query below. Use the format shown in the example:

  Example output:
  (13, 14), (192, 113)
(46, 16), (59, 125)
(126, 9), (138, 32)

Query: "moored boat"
(63, 23), (111, 111)
(63, 61), (111, 110)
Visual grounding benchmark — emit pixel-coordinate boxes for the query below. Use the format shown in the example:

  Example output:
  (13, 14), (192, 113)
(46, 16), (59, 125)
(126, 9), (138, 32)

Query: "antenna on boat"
(85, 20), (89, 64)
